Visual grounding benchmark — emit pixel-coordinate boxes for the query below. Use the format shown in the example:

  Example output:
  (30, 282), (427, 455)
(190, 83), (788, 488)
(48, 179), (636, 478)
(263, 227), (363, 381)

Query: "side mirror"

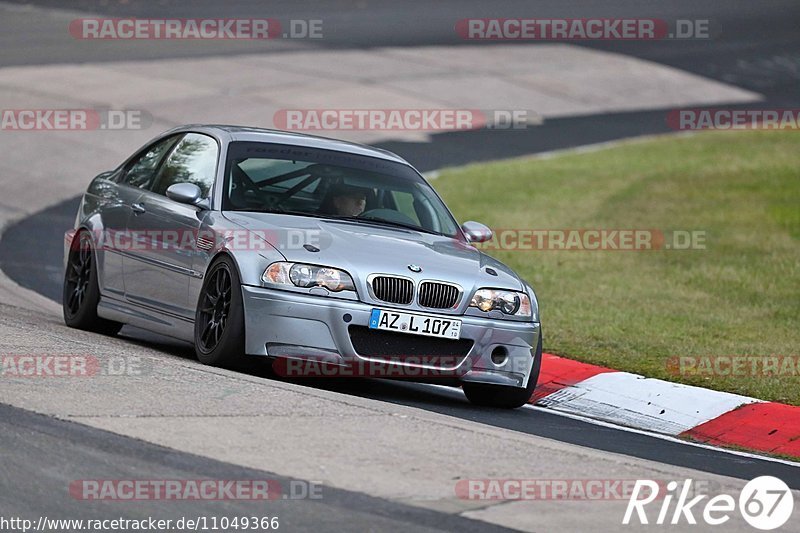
(461, 221), (493, 243)
(166, 182), (204, 207)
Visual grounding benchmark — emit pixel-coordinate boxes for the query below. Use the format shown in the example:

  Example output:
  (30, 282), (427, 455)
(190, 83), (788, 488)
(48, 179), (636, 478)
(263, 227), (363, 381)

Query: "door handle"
(131, 202), (146, 215)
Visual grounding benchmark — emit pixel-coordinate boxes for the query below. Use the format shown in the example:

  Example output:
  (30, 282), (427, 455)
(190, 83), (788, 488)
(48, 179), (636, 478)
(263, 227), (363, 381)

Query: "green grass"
(434, 130), (800, 405)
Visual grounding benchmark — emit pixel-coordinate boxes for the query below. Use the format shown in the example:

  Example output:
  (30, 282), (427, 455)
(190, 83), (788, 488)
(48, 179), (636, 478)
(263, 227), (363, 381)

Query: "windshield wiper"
(232, 207), (317, 218)
(230, 208), (445, 236)
(334, 216), (443, 236)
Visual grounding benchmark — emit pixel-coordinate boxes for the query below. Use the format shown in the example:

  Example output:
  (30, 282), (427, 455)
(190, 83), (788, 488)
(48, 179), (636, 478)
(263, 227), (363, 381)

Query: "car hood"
(222, 212), (524, 292)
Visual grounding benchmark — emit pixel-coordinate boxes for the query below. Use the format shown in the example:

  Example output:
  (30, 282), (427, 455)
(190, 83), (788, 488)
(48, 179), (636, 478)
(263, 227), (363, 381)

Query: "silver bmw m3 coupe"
(63, 125), (541, 408)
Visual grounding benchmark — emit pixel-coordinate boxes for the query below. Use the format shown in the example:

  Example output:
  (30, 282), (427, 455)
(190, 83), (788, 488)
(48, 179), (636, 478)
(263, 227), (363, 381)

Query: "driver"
(324, 183), (368, 217)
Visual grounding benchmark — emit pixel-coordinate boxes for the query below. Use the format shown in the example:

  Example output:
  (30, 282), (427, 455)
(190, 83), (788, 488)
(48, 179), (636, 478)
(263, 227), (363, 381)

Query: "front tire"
(62, 230), (122, 335)
(194, 255), (245, 367)
(463, 330), (542, 409)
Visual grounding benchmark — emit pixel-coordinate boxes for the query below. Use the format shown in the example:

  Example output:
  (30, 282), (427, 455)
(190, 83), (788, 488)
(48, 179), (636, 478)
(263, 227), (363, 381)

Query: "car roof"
(164, 124), (410, 166)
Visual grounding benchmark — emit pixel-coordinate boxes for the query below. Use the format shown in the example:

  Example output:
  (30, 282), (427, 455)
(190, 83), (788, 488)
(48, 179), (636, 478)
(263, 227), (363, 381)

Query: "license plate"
(368, 309), (462, 340)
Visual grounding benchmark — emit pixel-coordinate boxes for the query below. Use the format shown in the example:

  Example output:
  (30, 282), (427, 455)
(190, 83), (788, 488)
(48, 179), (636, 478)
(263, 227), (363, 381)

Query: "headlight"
(470, 288), (532, 318)
(262, 262), (355, 293)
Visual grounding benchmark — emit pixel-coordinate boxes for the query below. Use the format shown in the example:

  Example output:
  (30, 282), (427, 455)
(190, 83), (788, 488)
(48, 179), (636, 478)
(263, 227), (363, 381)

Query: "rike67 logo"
(624, 476), (794, 530)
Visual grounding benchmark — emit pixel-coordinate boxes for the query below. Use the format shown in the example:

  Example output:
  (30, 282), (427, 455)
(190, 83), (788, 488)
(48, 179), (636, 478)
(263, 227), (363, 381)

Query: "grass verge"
(434, 130), (800, 405)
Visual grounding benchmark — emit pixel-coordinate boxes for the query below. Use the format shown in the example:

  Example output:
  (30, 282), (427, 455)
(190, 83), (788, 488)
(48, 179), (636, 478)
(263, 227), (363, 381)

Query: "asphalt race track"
(0, 404), (514, 533)
(1, 1), (799, 531)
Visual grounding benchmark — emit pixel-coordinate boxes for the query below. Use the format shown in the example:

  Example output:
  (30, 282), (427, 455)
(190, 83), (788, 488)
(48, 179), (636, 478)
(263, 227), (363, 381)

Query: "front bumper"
(241, 285), (540, 388)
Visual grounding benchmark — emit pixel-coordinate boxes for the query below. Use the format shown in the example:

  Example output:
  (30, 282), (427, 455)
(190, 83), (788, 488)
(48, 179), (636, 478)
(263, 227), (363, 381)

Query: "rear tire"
(463, 330), (542, 409)
(194, 255), (245, 368)
(62, 230), (123, 336)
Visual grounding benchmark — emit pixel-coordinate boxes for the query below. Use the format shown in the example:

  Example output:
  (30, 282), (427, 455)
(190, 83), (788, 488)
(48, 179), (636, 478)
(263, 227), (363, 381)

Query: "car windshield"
(223, 141), (461, 237)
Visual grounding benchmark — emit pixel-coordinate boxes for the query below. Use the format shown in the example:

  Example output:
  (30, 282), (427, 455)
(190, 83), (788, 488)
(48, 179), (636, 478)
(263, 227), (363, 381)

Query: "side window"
(151, 133), (219, 198)
(121, 136), (179, 189)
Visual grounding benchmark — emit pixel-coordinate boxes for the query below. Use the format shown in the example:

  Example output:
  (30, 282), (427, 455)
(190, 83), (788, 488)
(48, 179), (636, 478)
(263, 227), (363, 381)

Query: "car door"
(122, 133), (219, 319)
(97, 135), (181, 299)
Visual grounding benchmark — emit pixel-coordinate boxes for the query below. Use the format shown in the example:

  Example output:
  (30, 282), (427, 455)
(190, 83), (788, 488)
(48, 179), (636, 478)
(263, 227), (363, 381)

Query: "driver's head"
(330, 184), (367, 216)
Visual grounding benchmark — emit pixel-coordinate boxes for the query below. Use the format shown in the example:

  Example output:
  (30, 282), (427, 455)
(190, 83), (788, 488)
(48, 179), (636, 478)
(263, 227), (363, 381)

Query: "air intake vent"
(370, 276), (414, 305)
(196, 236), (214, 251)
(418, 281), (461, 309)
(349, 326), (473, 364)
